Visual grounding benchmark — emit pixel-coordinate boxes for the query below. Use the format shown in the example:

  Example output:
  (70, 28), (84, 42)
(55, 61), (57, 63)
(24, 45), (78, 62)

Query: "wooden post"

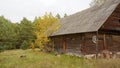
(63, 36), (66, 53)
(80, 34), (84, 54)
(111, 35), (113, 49)
(103, 34), (107, 50)
(82, 34), (86, 55)
(52, 38), (55, 51)
(96, 31), (99, 59)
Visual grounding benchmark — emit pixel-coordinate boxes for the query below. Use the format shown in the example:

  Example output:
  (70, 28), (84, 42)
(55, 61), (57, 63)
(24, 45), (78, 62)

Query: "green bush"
(20, 41), (29, 50)
(4, 43), (16, 50)
(0, 46), (5, 52)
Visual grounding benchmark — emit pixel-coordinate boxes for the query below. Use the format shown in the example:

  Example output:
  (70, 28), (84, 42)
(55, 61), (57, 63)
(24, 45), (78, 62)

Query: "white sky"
(0, 0), (91, 22)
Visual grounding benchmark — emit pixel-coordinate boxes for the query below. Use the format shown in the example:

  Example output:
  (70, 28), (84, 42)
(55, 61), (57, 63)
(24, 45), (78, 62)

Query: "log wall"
(53, 33), (120, 55)
(108, 35), (120, 52)
(66, 34), (82, 54)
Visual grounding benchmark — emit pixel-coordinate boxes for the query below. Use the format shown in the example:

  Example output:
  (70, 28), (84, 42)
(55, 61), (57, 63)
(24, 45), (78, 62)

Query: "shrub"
(4, 43), (16, 50)
(20, 41), (29, 50)
(0, 46), (5, 52)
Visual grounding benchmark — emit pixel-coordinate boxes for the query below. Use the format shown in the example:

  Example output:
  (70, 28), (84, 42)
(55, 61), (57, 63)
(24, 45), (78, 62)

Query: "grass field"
(0, 49), (120, 68)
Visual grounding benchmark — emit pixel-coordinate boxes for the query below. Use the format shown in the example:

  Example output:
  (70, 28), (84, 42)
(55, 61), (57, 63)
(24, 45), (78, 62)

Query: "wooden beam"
(113, 17), (120, 19)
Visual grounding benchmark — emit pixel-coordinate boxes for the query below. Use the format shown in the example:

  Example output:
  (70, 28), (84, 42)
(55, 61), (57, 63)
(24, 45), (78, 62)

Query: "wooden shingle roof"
(51, 0), (120, 36)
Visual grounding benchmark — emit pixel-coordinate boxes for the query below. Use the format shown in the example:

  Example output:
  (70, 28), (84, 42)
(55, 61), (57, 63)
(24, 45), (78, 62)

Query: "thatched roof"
(51, 0), (120, 36)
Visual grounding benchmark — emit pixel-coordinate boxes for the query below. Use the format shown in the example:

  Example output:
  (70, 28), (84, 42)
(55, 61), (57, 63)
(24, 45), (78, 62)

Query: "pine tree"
(56, 13), (61, 19)
(64, 13), (67, 18)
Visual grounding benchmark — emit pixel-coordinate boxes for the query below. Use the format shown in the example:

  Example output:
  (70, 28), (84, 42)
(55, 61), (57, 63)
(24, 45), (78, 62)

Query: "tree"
(33, 13), (60, 50)
(18, 17), (35, 48)
(20, 40), (28, 50)
(90, 0), (108, 6)
(56, 13), (61, 19)
(0, 16), (18, 50)
(0, 13), (61, 51)
(64, 13), (67, 18)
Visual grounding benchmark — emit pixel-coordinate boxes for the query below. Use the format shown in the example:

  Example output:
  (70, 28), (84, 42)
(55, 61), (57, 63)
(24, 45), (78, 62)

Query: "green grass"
(0, 49), (120, 68)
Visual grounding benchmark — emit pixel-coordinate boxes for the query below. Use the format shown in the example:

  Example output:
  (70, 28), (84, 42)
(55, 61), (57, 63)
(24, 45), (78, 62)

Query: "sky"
(0, 0), (91, 22)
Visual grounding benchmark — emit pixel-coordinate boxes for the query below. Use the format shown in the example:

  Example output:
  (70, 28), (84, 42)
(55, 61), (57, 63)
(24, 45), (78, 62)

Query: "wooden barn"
(50, 0), (120, 56)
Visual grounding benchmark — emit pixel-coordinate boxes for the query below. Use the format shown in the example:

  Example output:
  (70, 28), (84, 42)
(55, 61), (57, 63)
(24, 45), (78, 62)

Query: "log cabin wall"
(53, 32), (120, 55)
(81, 33), (96, 54)
(81, 32), (111, 54)
(53, 34), (82, 54)
(53, 33), (97, 55)
(94, 32), (120, 53)
(65, 34), (82, 54)
(108, 35), (120, 52)
(54, 36), (63, 52)
(83, 33), (120, 54)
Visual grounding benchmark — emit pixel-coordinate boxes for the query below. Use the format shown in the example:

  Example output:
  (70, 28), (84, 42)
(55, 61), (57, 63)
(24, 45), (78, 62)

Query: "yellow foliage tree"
(33, 13), (60, 50)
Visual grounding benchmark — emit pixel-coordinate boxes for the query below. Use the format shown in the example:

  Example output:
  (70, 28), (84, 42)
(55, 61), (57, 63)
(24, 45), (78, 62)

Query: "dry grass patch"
(0, 49), (120, 68)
